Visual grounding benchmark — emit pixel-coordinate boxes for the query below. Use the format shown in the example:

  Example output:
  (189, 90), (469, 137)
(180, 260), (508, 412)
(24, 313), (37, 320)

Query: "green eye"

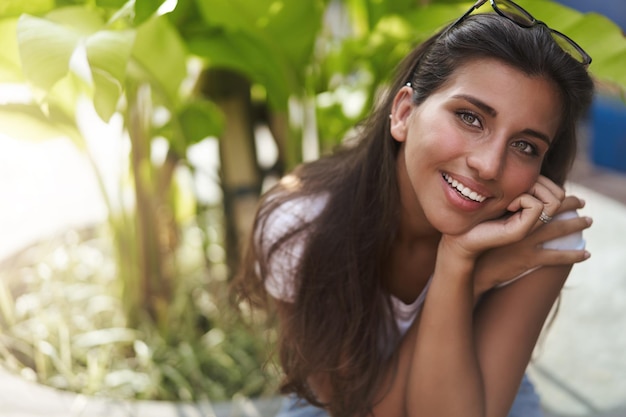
(511, 140), (537, 156)
(458, 111), (481, 127)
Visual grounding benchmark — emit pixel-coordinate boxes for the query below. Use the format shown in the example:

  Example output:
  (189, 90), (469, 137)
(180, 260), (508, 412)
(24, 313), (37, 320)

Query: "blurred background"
(0, 0), (625, 416)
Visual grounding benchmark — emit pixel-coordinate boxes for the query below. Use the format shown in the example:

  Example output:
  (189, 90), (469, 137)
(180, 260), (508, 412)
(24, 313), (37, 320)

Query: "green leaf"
(562, 12), (626, 89)
(192, 0), (324, 107)
(0, 0), (55, 18)
(135, 0), (165, 25)
(0, 103), (81, 142)
(176, 99), (224, 149)
(92, 69), (123, 121)
(16, 8), (134, 122)
(517, 0), (626, 94)
(195, 0), (273, 31)
(132, 15), (187, 104)
(252, 0), (324, 69)
(46, 45), (95, 118)
(17, 14), (81, 90)
(96, 0), (130, 9)
(73, 328), (138, 348)
(188, 32), (288, 106)
(0, 18), (24, 83)
(85, 28), (135, 119)
(86, 29), (135, 85)
(46, 6), (106, 35)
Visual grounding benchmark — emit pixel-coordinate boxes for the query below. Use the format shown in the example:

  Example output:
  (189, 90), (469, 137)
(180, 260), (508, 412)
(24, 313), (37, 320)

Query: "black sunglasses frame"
(454, 0), (592, 66)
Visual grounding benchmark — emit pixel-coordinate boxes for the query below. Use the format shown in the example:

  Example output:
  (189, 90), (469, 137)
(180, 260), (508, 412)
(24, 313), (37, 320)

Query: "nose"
(466, 141), (506, 180)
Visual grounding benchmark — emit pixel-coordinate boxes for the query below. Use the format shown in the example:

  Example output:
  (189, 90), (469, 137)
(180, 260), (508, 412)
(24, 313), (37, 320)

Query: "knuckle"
(555, 188), (566, 201)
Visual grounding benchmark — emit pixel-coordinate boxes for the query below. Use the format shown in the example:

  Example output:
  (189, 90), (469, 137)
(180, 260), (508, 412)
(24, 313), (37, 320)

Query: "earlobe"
(390, 86), (414, 143)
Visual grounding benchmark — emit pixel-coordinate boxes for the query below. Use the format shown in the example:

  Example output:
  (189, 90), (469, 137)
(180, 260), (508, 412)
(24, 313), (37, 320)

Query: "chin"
(429, 217), (475, 236)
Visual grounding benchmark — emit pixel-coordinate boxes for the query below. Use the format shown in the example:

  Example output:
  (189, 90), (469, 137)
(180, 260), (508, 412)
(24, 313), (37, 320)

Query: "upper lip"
(442, 172), (494, 200)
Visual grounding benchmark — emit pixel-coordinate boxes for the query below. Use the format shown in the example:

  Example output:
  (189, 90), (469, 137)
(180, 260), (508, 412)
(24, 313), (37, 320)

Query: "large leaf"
(45, 6), (106, 34)
(17, 8), (135, 121)
(155, 99), (225, 155)
(86, 29), (135, 120)
(86, 29), (135, 84)
(176, 99), (224, 148)
(92, 69), (125, 121)
(344, 0), (418, 38)
(132, 15), (187, 106)
(0, 103), (81, 142)
(0, 0), (54, 18)
(247, 0), (325, 69)
(0, 18), (24, 83)
(191, 0), (325, 108)
(17, 14), (82, 90)
(96, 0), (130, 8)
(46, 44), (95, 118)
(135, 0), (167, 25)
(187, 30), (293, 109)
(518, 0), (626, 93)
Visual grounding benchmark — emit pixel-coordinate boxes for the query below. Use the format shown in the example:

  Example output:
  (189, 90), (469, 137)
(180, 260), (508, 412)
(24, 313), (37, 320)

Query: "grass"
(0, 221), (280, 402)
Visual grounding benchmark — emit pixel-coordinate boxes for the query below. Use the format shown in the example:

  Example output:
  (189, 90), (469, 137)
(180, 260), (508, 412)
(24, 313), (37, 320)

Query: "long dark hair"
(234, 13), (593, 417)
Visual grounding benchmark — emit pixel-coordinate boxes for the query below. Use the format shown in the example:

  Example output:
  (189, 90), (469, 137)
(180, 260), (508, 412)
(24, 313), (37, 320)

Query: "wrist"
(438, 235), (481, 264)
(435, 239), (477, 285)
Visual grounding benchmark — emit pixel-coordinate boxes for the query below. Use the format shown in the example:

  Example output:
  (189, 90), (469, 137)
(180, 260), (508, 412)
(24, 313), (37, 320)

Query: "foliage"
(0, 0), (625, 403)
(0, 217), (278, 401)
(309, 0), (626, 153)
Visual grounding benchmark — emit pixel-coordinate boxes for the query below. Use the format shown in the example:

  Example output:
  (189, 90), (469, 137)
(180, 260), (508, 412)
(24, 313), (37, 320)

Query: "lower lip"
(441, 174), (484, 211)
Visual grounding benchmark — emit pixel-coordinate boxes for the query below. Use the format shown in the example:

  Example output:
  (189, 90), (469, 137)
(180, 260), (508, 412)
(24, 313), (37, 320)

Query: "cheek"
(416, 124), (465, 159)
(502, 168), (540, 199)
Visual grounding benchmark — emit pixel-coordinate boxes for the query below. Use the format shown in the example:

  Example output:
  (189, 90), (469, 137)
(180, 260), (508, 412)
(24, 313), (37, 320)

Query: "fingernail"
(583, 250), (591, 259)
(585, 217), (593, 226)
(579, 198), (586, 207)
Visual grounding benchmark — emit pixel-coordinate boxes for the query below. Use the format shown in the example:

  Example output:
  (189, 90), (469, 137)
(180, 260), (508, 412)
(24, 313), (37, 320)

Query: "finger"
(526, 179), (567, 231)
(532, 248), (591, 267)
(558, 195), (585, 214)
(532, 215), (593, 243)
(503, 193), (543, 240)
(529, 179), (564, 221)
(536, 175), (566, 202)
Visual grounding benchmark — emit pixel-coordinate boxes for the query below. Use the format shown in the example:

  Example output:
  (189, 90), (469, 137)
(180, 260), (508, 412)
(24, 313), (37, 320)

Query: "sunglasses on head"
(453, 0), (592, 66)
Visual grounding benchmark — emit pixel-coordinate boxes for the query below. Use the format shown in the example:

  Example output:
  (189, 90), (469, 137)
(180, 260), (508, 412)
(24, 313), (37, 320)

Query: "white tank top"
(259, 195), (584, 337)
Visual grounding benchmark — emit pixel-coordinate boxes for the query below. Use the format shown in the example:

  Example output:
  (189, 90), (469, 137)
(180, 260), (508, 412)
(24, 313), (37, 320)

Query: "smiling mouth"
(442, 173), (487, 203)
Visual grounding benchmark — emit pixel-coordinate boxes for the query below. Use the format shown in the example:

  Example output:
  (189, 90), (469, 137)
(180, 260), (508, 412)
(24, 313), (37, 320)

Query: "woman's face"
(391, 58), (563, 236)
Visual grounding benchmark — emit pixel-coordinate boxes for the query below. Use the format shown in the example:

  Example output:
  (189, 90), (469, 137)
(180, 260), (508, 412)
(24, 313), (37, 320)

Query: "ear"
(390, 86), (414, 143)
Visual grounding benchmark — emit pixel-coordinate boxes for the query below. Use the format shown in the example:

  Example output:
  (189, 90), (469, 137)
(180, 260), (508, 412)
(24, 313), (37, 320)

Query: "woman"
(235, 2), (595, 416)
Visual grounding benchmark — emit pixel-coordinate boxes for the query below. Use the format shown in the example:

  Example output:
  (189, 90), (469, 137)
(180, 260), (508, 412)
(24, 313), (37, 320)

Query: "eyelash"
(456, 111), (539, 157)
(511, 140), (539, 156)
(457, 110), (482, 128)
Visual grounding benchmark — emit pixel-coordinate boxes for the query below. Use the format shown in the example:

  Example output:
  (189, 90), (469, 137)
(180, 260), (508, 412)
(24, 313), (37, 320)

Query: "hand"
(472, 195), (591, 296)
(439, 175), (566, 261)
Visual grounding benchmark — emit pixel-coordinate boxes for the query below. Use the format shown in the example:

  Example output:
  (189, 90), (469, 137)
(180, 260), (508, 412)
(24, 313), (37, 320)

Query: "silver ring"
(539, 211), (553, 224)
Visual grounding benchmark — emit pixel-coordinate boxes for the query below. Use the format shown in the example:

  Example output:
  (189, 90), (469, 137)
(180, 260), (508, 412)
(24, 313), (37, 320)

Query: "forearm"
(473, 265), (571, 416)
(406, 257), (486, 417)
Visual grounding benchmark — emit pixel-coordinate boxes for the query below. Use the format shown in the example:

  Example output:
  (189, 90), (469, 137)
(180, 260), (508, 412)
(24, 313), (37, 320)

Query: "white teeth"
(442, 173), (486, 203)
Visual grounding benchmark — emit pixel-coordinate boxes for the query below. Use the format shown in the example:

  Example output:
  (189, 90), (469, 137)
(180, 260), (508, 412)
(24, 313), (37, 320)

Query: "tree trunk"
(198, 69), (262, 277)
(127, 83), (169, 325)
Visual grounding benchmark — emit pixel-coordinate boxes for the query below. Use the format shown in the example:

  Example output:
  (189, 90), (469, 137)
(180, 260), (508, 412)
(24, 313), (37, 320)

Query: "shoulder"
(258, 192), (330, 244)
(257, 191), (329, 302)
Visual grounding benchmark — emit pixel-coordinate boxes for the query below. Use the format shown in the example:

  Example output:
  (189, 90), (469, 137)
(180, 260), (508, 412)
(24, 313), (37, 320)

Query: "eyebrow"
(453, 94), (497, 117)
(451, 94), (552, 145)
